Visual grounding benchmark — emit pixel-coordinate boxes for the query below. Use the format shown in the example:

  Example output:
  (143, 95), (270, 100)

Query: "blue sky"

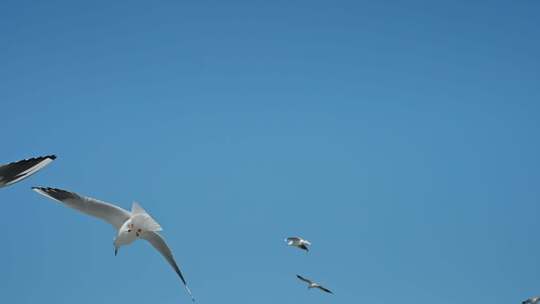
(1, 1), (539, 303)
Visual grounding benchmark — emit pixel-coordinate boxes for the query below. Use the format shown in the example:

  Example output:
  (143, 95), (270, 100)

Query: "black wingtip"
(31, 186), (59, 194)
(32, 186), (56, 191)
(46, 155), (57, 160)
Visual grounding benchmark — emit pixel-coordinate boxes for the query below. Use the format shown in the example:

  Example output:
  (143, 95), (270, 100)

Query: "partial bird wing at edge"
(0, 155), (56, 188)
(142, 231), (195, 302)
(32, 187), (130, 229)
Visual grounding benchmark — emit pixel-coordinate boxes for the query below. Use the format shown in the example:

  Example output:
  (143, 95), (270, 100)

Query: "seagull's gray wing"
(287, 237), (302, 242)
(0, 155), (56, 188)
(141, 231), (194, 302)
(32, 187), (130, 229)
(317, 285), (334, 294)
(296, 275), (313, 284)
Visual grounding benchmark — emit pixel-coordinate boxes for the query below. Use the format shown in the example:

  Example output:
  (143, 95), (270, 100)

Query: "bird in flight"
(523, 296), (540, 304)
(0, 155), (56, 188)
(285, 236), (311, 252)
(296, 275), (334, 294)
(32, 187), (195, 301)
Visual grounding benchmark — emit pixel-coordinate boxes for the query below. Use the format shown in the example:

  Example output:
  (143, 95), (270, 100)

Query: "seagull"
(0, 155), (56, 188)
(285, 236), (311, 252)
(32, 187), (195, 301)
(296, 275), (334, 294)
(523, 296), (540, 304)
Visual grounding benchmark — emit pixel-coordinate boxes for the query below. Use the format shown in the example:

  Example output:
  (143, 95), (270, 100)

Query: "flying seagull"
(32, 187), (195, 301)
(523, 296), (540, 304)
(285, 237), (311, 252)
(0, 155), (56, 188)
(296, 275), (334, 294)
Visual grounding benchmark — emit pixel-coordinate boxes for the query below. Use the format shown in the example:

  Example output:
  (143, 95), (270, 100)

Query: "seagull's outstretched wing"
(142, 231), (195, 302)
(317, 285), (334, 294)
(0, 155), (56, 188)
(32, 187), (130, 229)
(523, 298), (540, 304)
(296, 275), (313, 284)
(287, 237), (301, 242)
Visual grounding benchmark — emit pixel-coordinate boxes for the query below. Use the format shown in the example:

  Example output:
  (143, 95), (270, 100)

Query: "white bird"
(32, 187), (195, 301)
(0, 155), (56, 188)
(523, 296), (540, 304)
(296, 275), (334, 294)
(285, 236), (311, 252)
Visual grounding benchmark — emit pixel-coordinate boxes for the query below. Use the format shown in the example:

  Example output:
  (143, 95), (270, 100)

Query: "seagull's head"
(125, 222), (143, 237)
(119, 219), (133, 234)
(115, 219), (139, 248)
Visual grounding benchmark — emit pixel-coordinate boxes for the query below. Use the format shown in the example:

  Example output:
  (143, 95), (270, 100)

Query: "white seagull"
(285, 236), (311, 252)
(0, 155), (56, 188)
(523, 296), (540, 304)
(296, 275), (334, 294)
(32, 187), (195, 301)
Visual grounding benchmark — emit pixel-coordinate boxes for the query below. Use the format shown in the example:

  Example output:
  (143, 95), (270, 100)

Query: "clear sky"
(1, 1), (539, 303)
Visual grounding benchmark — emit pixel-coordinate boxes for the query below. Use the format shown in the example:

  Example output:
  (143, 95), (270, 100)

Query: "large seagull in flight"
(32, 187), (195, 301)
(0, 155), (56, 188)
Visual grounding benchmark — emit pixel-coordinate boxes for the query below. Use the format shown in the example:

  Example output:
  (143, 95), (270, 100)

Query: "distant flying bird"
(523, 296), (540, 304)
(296, 275), (334, 294)
(0, 155), (56, 188)
(32, 187), (195, 301)
(285, 237), (311, 252)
